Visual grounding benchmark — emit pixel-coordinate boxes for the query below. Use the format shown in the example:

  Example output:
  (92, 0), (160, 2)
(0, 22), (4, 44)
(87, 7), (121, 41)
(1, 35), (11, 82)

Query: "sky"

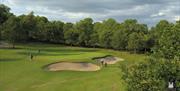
(0, 0), (180, 26)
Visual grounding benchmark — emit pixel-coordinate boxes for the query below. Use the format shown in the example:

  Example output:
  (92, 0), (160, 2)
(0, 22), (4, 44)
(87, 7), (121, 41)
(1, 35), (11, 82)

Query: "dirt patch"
(46, 62), (100, 71)
(93, 55), (124, 64)
(0, 42), (9, 48)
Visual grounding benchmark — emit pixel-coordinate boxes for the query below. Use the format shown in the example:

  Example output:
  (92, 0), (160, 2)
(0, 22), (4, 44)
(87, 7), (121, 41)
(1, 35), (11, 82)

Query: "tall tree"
(0, 4), (12, 24)
(44, 21), (64, 43)
(75, 18), (93, 46)
(64, 28), (79, 46)
(0, 4), (12, 40)
(98, 18), (119, 48)
(20, 12), (37, 41)
(89, 22), (101, 47)
(63, 23), (79, 46)
(33, 16), (49, 41)
(153, 21), (180, 60)
(150, 20), (173, 46)
(3, 16), (22, 48)
(127, 33), (145, 53)
(111, 24), (128, 50)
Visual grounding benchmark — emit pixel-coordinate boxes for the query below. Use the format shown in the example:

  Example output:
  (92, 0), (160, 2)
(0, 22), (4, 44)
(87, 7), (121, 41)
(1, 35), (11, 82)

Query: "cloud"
(174, 16), (180, 21)
(1, 0), (179, 26)
(151, 12), (165, 17)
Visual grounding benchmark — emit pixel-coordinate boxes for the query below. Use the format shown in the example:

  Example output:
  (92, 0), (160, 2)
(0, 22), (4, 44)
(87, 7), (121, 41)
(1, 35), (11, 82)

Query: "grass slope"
(0, 43), (147, 91)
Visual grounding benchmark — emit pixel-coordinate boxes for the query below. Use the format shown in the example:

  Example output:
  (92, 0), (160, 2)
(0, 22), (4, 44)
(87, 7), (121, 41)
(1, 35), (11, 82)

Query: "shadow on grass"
(0, 47), (23, 50)
(42, 48), (98, 53)
(17, 51), (83, 56)
(16, 47), (99, 56)
(0, 58), (22, 62)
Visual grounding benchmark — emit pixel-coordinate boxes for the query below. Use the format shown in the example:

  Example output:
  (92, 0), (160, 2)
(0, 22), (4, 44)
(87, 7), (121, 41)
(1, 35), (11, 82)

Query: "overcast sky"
(1, 0), (180, 26)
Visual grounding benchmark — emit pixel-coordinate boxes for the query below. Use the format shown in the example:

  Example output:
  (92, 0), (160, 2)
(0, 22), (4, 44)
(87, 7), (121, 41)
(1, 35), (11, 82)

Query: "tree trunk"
(134, 49), (136, 54)
(12, 43), (15, 49)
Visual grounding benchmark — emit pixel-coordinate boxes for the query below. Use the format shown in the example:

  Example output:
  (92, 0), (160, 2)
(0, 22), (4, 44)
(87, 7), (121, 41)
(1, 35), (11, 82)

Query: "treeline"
(1, 4), (179, 54)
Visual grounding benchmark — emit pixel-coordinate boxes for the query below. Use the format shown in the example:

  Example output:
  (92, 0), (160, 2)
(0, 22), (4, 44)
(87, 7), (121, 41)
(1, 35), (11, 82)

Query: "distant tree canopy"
(1, 4), (179, 54)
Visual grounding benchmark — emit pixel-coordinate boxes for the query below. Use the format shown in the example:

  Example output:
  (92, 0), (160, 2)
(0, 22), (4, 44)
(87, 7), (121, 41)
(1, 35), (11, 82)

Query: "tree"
(122, 20), (180, 91)
(64, 28), (79, 46)
(122, 57), (180, 91)
(89, 22), (102, 47)
(127, 33), (145, 53)
(20, 11), (37, 41)
(44, 21), (64, 43)
(111, 27), (128, 50)
(121, 19), (147, 34)
(0, 4), (12, 40)
(150, 20), (173, 47)
(63, 23), (73, 33)
(63, 23), (80, 46)
(2, 16), (22, 48)
(153, 21), (180, 60)
(0, 4), (12, 24)
(33, 16), (49, 41)
(98, 18), (120, 48)
(75, 18), (93, 46)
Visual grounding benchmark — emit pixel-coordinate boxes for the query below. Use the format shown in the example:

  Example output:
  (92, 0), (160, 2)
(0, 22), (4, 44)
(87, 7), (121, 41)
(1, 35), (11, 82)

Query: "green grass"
(0, 43), (147, 91)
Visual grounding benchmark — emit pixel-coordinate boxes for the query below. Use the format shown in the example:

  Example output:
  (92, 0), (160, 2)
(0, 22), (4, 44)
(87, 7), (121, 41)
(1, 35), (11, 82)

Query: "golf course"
(0, 43), (146, 91)
(0, 1), (179, 90)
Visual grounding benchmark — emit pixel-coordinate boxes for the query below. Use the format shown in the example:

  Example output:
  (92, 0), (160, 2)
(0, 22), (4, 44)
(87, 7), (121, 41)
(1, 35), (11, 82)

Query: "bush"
(121, 57), (180, 91)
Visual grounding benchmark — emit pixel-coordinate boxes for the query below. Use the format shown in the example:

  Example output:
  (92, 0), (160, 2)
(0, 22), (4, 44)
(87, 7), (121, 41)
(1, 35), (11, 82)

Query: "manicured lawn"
(0, 43), (147, 91)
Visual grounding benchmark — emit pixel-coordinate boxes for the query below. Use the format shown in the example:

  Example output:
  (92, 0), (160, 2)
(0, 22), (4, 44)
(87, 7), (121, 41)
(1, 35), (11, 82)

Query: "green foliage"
(111, 29), (128, 50)
(127, 33), (146, 53)
(153, 21), (180, 60)
(122, 58), (180, 91)
(0, 4), (12, 40)
(98, 18), (119, 48)
(64, 28), (79, 46)
(44, 21), (64, 43)
(89, 22), (101, 47)
(33, 16), (49, 41)
(75, 18), (93, 46)
(122, 20), (180, 91)
(2, 16), (23, 47)
(0, 4), (12, 24)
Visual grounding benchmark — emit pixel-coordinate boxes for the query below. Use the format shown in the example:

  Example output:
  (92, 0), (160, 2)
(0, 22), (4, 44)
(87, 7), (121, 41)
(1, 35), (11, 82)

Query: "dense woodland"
(0, 4), (180, 91)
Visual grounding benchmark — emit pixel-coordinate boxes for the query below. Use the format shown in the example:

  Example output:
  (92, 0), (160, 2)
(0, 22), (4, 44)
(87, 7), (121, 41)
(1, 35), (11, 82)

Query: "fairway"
(0, 43), (147, 91)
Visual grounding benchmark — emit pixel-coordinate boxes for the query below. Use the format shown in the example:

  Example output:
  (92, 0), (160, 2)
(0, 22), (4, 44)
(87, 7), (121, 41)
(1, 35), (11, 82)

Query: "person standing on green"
(30, 53), (33, 61)
(105, 62), (107, 67)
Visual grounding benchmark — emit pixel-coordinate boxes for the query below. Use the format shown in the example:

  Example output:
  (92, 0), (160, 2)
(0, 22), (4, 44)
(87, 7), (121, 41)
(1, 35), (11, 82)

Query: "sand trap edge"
(92, 55), (124, 64)
(43, 62), (101, 72)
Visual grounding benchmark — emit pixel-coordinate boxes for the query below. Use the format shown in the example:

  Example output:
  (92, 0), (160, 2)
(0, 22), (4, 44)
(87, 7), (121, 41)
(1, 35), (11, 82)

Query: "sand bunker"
(94, 56), (124, 64)
(47, 62), (100, 71)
